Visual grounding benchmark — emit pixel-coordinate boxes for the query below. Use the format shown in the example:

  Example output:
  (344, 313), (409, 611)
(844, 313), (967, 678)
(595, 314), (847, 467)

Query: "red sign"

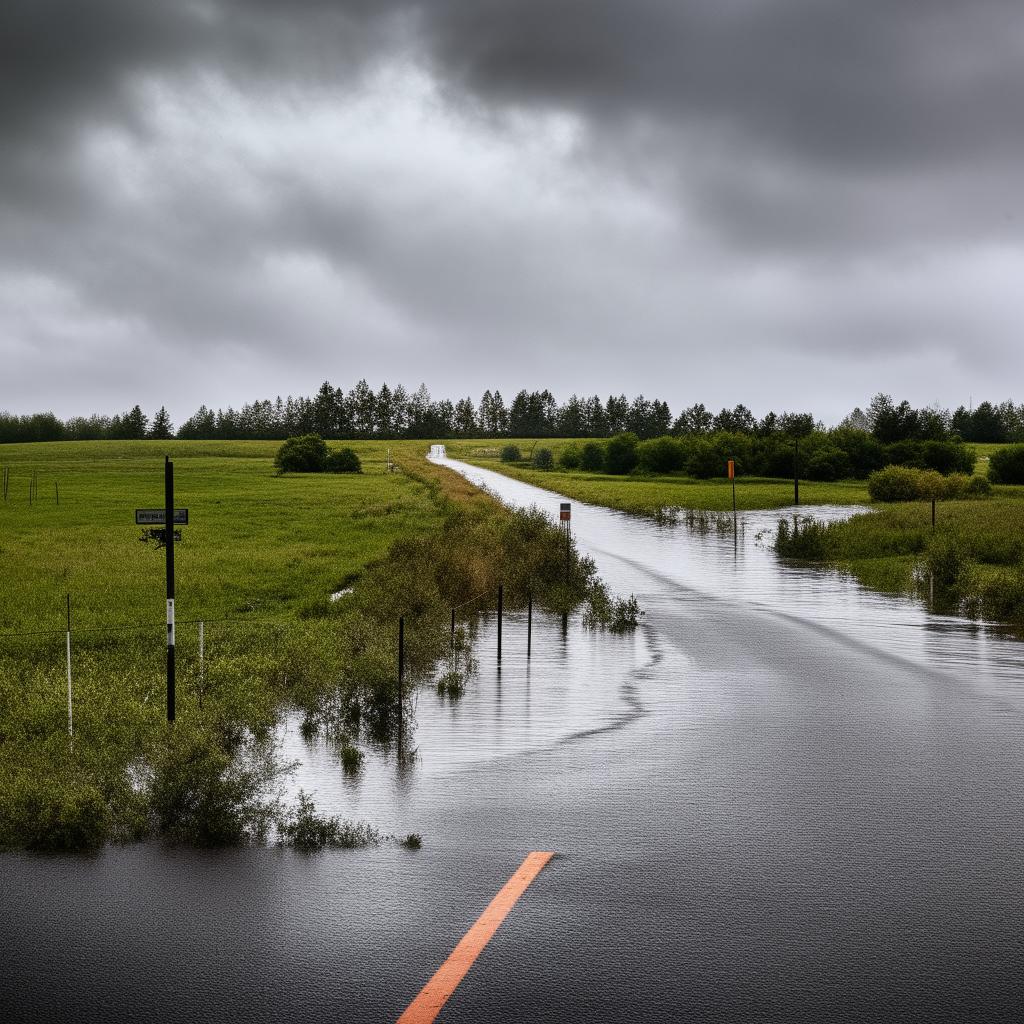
(727, 460), (735, 480)
(559, 502), (571, 521)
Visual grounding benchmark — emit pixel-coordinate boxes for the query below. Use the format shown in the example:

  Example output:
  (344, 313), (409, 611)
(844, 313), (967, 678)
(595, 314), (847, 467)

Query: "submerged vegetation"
(0, 440), (637, 852)
(775, 499), (1024, 624)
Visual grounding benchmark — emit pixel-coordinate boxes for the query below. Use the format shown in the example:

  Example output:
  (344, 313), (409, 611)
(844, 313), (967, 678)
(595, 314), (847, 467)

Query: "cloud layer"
(3, 1), (1023, 421)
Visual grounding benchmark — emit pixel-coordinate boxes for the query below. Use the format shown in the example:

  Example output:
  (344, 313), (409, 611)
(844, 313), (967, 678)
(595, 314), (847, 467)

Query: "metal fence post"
(527, 590), (533, 657)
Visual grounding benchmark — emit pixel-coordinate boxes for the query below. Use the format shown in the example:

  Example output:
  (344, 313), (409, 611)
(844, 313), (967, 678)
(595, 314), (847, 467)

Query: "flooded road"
(5, 456), (1023, 1022)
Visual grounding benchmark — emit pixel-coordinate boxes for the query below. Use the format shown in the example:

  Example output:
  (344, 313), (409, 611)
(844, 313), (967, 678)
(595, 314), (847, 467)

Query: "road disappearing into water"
(5, 455), (1023, 1022)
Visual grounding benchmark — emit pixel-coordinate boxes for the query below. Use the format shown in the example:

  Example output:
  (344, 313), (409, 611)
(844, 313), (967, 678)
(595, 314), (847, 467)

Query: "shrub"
(14, 777), (110, 852)
(499, 445), (521, 463)
(989, 444), (1024, 484)
(966, 475), (993, 497)
(147, 730), (281, 847)
(278, 791), (383, 851)
(687, 440), (723, 479)
(921, 440), (975, 475)
(532, 447), (554, 470)
(941, 473), (970, 499)
(326, 447), (361, 473)
(559, 444), (582, 470)
(401, 832), (423, 850)
(775, 518), (830, 559)
(924, 536), (969, 588)
(604, 433), (639, 475)
(274, 434), (329, 473)
(580, 442), (605, 472)
(868, 465), (925, 502)
(637, 436), (686, 474)
(805, 446), (852, 482)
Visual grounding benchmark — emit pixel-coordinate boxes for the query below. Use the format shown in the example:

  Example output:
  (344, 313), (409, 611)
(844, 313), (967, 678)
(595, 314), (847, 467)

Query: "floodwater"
(4, 455), (1023, 1022)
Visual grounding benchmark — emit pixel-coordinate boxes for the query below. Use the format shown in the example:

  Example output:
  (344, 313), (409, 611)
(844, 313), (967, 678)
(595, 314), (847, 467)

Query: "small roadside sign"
(560, 502), (571, 522)
(136, 508), (189, 526)
(727, 460), (735, 480)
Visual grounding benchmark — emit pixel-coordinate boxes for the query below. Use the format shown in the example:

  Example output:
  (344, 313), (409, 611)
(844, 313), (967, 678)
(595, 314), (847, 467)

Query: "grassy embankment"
(448, 438), (1024, 625)
(0, 439), (617, 851)
(445, 438), (871, 512)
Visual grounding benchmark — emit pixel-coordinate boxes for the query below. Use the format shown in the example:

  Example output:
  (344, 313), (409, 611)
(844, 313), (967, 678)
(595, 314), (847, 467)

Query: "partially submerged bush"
(338, 739), (363, 775)
(924, 536), (970, 588)
(278, 791), (383, 851)
(499, 444), (521, 463)
(400, 832), (423, 850)
(7, 775), (110, 853)
(147, 729), (284, 847)
(989, 444), (1024, 484)
(775, 517), (830, 560)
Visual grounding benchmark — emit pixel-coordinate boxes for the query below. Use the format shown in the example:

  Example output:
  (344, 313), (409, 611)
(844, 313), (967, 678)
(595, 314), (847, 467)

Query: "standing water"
(4, 451), (1023, 1022)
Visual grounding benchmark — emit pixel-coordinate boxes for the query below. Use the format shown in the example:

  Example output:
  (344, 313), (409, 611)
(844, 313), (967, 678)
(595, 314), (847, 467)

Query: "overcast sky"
(3, 1), (1023, 424)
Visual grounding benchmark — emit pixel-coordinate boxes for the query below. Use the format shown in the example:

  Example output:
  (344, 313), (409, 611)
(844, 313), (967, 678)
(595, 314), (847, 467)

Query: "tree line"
(2, 384), (1023, 445)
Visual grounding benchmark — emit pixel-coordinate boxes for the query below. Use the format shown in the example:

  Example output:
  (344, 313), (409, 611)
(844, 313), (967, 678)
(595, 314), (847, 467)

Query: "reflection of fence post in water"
(497, 584), (503, 663)
(527, 590), (532, 657)
(560, 502), (572, 632)
(397, 616), (405, 748)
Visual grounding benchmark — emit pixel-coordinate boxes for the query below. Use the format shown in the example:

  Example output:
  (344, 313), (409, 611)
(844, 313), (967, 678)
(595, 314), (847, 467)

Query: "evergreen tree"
(149, 406), (174, 439)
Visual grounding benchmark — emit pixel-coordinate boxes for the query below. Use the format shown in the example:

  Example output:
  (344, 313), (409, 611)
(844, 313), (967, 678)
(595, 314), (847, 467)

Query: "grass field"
(445, 438), (872, 513)
(0, 439), (447, 634)
(0, 438), (610, 852)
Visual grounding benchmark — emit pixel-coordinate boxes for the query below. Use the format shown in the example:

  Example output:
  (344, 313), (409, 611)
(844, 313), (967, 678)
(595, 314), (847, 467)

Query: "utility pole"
(165, 456), (175, 722)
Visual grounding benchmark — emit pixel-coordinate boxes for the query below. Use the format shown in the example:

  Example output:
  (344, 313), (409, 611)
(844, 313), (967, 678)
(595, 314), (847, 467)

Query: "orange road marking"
(397, 851), (556, 1024)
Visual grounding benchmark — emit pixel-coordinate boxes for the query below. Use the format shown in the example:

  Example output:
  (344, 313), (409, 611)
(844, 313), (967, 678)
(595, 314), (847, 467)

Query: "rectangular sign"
(559, 502), (571, 521)
(727, 460), (735, 480)
(135, 508), (189, 525)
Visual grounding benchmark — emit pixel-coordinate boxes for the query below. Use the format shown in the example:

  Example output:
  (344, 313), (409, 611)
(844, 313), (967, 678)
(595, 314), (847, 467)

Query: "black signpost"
(165, 457), (176, 722)
(135, 460), (187, 723)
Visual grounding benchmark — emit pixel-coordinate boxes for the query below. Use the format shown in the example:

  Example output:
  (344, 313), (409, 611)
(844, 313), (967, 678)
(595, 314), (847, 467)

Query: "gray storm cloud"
(2, 1), (1023, 421)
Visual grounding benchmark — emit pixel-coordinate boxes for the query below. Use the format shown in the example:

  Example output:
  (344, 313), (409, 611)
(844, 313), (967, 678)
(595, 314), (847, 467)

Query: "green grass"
(0, 439), (444, 634)
(445, 438), (871, 513)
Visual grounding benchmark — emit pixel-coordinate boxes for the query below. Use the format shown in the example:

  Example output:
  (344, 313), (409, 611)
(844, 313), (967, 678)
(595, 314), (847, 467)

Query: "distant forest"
(2, 383), (1023, 445)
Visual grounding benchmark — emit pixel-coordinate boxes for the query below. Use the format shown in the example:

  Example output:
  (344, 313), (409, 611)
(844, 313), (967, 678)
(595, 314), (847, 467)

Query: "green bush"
(13, 777), (110, 852)
(637, 436), (686, 474)
(580, 442), (605, 472)
(924, 536), (969, 588)
(989, 444), (1024, 484)
(868, 465), (927, 502)
(532, 447), (554, 470)
(274, 434), (329, 473)
(604, 433), (639, 475)
(278, 791), (383, 851)
(499, 445), (521, 463)
(805, 446), (852, 482)
(687, 440), (723, 479)
(775, 518), (830, 559)
(966, 475), (993, 497)
(147, 730), (280, 847)
(326, 447), (361, 473)
(558, 444), (582, 470)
